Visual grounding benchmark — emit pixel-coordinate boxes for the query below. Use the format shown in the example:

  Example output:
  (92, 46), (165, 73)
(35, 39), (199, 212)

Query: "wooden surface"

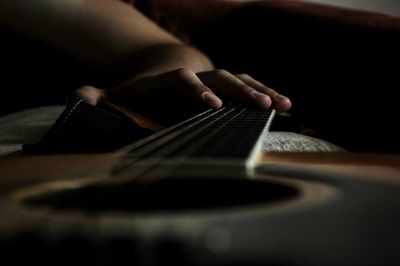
(263, 152), (400, 184)
(0, 151), (399, 196)
(1, 151), (400, 265)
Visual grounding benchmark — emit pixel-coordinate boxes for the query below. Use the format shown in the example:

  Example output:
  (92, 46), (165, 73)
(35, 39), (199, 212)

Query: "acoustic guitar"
(0, 104), (399, 265)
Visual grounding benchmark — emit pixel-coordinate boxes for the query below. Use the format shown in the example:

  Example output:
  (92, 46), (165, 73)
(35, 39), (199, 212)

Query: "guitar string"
(114, 106), (271, 179)
(145, 108), (272, 173)
(111, 105), (232, 175)
(130, 106), (270, 162)
(112, 105), (240, 179)
(127, 107), (231, 158)
(87, 105), (244, 207)
(118, 108), (217, 154)
(131, 107), (242, 159)
(88, 105), (271, 208)
(122, 107), (248, 182)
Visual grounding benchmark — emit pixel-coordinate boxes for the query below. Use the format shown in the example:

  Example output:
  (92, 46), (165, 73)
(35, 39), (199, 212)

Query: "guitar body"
(1, 151), (400, 265)
(1, 105), (400, 265)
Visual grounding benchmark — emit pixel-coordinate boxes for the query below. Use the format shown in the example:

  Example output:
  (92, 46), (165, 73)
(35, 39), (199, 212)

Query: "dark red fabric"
(125, 0), (400, 42)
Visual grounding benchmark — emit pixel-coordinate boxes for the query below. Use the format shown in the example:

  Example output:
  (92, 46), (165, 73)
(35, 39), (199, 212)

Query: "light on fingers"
(274, 94), (292, 112)
(250, 90), (272, 109)
(202, 91), (223, 109)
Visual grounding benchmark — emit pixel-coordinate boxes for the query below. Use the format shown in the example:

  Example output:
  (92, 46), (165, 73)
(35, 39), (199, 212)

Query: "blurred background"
(298, 0), (400, 16)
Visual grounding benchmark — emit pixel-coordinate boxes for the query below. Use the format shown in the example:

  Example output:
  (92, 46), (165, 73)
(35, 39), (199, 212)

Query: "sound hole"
(24, 178), (298, 213)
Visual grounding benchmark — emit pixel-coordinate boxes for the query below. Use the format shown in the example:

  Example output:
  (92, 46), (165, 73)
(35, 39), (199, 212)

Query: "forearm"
(0, 0), (182, 68)
(1, 0), (291, 121)
(125, 44), (214, 82)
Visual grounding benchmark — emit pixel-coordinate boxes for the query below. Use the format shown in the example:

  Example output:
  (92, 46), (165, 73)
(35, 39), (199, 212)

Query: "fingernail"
(202, 91), (222, 107)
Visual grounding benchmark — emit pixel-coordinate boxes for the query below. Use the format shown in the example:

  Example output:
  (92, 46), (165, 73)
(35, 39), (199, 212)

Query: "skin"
(0, 0), (291, 121)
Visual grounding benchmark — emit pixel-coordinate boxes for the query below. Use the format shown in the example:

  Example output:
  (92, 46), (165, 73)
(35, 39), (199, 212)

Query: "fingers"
(236, 73), (292, 112)
(74, 69), (292, 114)
(197, 69), (292, 112)
(156, 68), (223, 109)
(197, 69), (273, 109)
(132, 69), (291, 111)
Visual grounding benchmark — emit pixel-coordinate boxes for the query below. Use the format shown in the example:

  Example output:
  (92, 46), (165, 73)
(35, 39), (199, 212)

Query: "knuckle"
(173, 67), (193, 79)
(79, 85), (97, 91)
(259, 85), (276, 95)
(240, 84), (254, 93)
(237, 73), (251, 80)
(214, 68), (230, 76)
(268, 88), (278, 96)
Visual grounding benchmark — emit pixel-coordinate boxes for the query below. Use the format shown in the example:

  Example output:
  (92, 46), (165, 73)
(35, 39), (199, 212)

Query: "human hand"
(71, 68), (292, 124)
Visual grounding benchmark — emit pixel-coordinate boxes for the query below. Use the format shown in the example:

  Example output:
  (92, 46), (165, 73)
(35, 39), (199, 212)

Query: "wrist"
(129, 44), (214, 80)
